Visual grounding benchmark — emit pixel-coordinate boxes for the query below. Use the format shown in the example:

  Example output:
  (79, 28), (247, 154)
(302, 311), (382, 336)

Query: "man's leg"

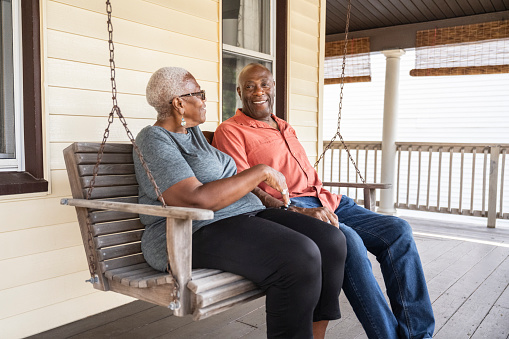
(291, 197), (399, 339)
(335, 196), (435, 339)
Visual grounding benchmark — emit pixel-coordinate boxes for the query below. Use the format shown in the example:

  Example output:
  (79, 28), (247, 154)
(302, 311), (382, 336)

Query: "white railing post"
(487, 145), (500, 228)
(379, 49), (405, 214)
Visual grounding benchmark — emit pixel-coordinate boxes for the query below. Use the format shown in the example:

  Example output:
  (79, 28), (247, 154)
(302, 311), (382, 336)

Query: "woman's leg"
(192, 213), (324, 339)
(254, 208), (347, 325)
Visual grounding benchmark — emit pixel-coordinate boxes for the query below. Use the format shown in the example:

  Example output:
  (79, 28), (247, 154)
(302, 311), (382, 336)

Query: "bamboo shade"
(324, 37), (371, 84)
(410, 20), (509, 77)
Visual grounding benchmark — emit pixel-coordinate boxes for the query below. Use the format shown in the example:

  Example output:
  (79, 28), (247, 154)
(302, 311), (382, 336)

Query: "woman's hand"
(260, 165), (291, 207)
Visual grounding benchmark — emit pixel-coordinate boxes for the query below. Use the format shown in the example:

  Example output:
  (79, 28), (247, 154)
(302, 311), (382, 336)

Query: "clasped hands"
(263, 166), (339, 228)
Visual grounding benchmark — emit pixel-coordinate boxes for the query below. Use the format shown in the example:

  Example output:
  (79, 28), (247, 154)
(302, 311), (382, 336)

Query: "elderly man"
(212, 63), (435, 339)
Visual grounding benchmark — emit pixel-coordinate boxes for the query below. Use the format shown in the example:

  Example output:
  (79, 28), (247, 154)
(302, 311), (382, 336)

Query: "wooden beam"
(327, 11), (509, 52)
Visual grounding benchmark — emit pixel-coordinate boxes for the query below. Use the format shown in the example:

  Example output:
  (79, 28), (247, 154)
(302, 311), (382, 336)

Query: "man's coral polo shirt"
(212, 109), (341, 212)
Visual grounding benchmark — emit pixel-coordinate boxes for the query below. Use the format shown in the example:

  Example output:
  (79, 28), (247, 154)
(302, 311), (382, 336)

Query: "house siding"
(287, 0), (325, 163)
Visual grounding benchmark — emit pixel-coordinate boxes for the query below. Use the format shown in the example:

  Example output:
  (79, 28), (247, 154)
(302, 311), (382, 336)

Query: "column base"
(376, 207), (397, 215)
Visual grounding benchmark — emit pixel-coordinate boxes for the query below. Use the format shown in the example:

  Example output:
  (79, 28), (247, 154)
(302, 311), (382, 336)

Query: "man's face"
(237, 65), (275, 121)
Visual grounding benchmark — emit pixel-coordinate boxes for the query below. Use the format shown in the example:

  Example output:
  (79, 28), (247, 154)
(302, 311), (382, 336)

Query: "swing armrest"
(321, 182), (391, 190)
(60, 198), (214, 220)
(321, 182), (392, 211)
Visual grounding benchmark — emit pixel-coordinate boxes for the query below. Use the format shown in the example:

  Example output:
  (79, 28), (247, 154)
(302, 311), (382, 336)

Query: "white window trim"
(0, 0), (24, 172)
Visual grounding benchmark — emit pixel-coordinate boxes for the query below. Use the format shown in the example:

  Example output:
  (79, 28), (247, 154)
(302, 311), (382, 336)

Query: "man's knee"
(339, 225), (366, 254)
(391, 216), (413, 237)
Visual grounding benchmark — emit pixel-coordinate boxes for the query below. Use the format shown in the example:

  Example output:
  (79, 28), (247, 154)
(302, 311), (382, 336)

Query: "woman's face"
(180, 76), (207, 127)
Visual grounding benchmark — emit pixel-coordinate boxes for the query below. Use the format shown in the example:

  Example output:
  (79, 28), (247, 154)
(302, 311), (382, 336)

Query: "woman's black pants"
(192, 208), (347, 339)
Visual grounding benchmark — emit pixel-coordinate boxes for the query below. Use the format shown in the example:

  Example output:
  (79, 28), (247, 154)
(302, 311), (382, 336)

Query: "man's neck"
(240, 109), (278, 130)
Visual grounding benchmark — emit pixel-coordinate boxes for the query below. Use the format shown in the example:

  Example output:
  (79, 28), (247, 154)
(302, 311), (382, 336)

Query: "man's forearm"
(252, 187), (285, 208)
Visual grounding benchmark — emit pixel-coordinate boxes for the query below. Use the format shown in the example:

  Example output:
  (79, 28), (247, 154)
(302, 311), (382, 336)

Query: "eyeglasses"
(178, 90), (206, 101)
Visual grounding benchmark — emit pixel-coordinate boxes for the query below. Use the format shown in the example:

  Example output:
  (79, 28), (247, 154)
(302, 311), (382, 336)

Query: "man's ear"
(237, 87), (242, 99)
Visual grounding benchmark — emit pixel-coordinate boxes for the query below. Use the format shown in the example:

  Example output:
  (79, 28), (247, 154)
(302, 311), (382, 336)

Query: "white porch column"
(378, 49), (405, 214)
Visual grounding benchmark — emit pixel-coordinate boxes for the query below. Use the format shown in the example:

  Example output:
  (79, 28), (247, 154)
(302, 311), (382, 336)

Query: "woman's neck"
(154, 118), (187, 134)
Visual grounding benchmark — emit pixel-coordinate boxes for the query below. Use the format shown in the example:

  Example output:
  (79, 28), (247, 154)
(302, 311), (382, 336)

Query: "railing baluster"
(347, 150), (350, 198)
(437, 147), (443, 211)
(482, 147), (488, 216)
(338, 147), (342, 185)
(448, 147), (454, 213)
(374, 146), (378, 183)
(417, 146), (422, 208)
(322, 147), (326, 184)
(364, 146), (368, 182)
(488, 146), (500, 227)
(407, 146), (412, 208)
(397, 145), (401, 207)
(330, 146), (335, 191)
(470, 147), (476, 215)
(459, 147), (465, 214)
(426, 146), (432, 210)
(355, 146), (360, 201)
(500, 148), (506, 218)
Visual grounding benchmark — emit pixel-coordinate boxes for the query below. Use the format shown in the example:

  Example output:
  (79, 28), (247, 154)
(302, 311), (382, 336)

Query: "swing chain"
(86, 1), (167, 208)
(314, 0), (365, 184)
(83, 0), (180, 309)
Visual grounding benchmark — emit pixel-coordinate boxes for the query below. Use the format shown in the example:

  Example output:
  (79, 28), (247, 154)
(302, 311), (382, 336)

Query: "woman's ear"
(171, 97), (185, 114)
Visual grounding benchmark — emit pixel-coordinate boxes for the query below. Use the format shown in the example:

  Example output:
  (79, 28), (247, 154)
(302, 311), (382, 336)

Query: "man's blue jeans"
(291, 195), (435, 339)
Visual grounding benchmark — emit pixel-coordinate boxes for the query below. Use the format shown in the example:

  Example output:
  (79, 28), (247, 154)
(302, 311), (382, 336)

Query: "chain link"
(314, 0), (365, 184)
(84, 0), (179, 307)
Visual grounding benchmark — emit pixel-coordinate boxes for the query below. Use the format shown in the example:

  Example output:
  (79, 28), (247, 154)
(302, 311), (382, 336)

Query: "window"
(0, 0), (47, 196)
(222, 0), (275, 121)
(1, 0), (23, 171)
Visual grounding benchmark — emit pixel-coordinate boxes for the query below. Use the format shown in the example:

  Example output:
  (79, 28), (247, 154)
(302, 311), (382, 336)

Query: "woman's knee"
(282, 237), (322, 280)
(322, 228), (347, 264)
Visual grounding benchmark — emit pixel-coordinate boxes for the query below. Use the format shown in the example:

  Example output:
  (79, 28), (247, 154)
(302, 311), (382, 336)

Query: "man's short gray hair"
(146, 67), (190, 120)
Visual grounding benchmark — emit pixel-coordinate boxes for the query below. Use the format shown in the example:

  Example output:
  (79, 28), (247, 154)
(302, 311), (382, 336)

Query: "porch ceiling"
(326, 0), (509, 35)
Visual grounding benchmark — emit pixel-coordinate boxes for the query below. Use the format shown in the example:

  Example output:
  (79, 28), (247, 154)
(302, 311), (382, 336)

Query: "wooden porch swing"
(61, 0), (387, 322)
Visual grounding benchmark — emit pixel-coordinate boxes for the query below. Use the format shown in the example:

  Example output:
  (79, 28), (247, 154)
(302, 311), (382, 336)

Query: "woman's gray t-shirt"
(133, 125), (264, 271)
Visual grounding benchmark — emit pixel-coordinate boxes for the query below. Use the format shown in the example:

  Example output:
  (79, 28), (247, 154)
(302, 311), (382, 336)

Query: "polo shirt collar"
(233, 109), (282, 129)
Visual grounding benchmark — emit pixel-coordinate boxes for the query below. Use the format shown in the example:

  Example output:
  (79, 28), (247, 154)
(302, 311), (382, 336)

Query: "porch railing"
(321, 141), (509, 227)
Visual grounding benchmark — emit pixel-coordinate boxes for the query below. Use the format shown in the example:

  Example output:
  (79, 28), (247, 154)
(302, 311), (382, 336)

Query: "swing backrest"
(63, 142), (169, 291)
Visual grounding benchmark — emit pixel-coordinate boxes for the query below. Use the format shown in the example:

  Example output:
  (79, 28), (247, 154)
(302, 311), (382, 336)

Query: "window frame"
(0, 0), (24, 171)
(0, 0), (47, 196)
(221, 0), (288, 121)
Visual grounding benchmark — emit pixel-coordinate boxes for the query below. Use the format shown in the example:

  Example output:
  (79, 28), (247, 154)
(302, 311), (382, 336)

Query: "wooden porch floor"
(32, 215), (509, 339)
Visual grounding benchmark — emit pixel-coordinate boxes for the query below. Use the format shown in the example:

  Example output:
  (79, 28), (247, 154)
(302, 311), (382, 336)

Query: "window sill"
(0, 171), (48, 196)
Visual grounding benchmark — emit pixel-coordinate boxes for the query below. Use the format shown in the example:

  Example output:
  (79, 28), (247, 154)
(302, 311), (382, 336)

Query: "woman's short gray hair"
(146, 67), (190, 120)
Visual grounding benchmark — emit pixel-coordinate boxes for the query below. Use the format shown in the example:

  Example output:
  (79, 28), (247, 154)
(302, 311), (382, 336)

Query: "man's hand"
(288, 206), (339, 227)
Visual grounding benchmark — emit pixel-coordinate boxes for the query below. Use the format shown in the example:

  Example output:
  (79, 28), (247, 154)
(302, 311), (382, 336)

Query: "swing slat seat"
(61, 142), (264, 321)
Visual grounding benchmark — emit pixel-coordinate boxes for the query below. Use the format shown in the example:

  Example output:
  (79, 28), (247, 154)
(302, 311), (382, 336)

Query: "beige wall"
(287, 0), (325, 164)
(0, 0), (323, 337)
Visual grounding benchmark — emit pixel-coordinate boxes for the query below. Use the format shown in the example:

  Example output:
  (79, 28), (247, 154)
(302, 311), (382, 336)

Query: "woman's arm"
(251, 187), (339, 226)
(162, 164), (290, 211)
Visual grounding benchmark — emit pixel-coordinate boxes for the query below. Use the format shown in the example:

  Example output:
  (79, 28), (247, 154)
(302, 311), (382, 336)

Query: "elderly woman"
(133, 67), (347, 339)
